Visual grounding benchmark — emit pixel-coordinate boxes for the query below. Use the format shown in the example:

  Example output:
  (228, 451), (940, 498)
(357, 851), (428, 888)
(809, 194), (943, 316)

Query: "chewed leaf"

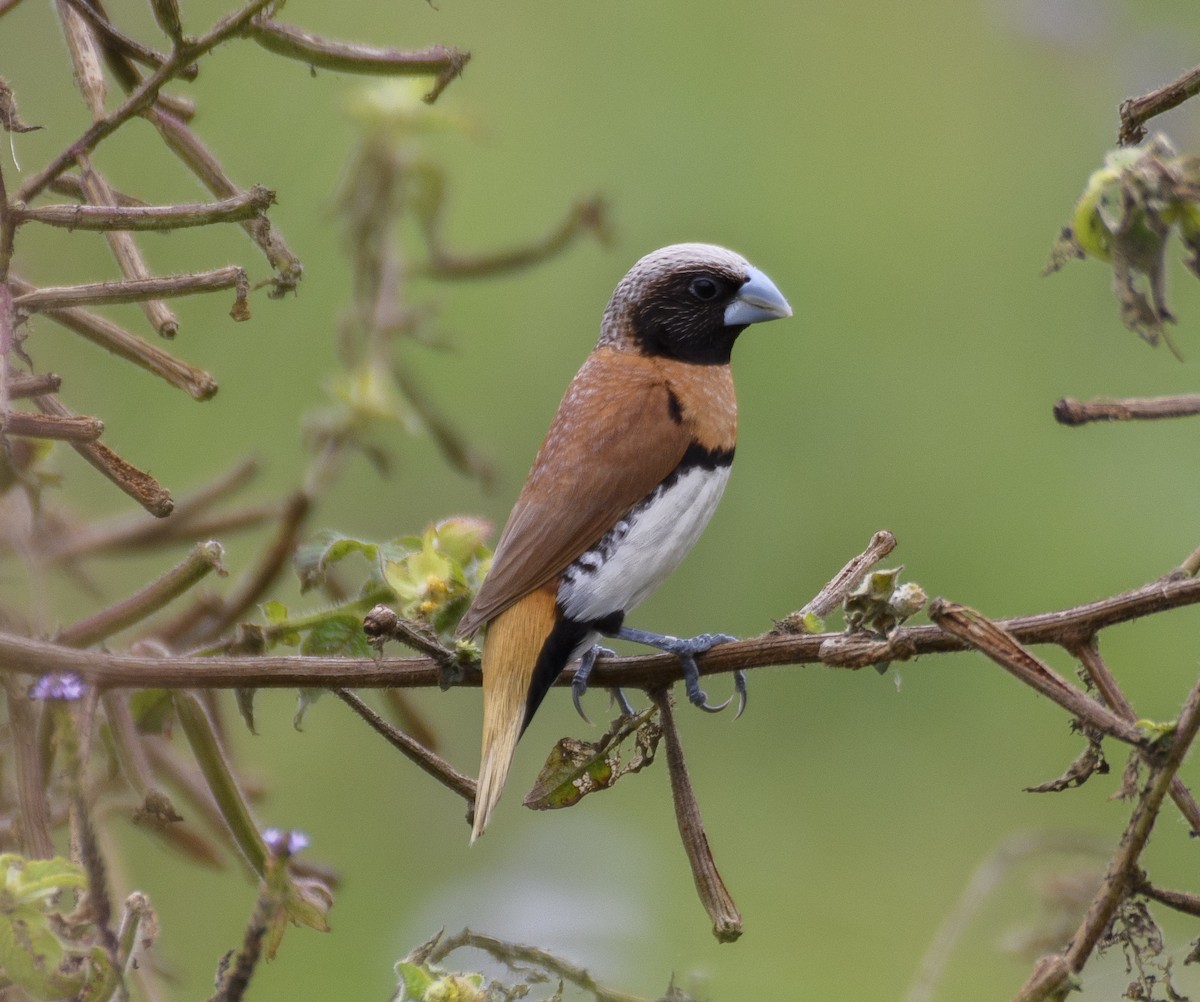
(1046, 133), (1200, 354)
(523, 707), (660, 811)
(294, 530), (379, 593)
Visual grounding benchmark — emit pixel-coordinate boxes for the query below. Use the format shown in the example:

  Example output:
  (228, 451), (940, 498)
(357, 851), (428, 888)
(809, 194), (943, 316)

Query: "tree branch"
(13, 186), (275, 231)
(1119, 62), (1200, 145)
(1054, 393), (1200, 426)
(0, 565), (1196, 691)
(1013, 670), (1200, 1002)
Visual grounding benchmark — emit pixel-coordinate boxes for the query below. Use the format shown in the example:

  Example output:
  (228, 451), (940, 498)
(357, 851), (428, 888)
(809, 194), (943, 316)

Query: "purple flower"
(29, 673), (85, 701)
(262, 828), (310, 856)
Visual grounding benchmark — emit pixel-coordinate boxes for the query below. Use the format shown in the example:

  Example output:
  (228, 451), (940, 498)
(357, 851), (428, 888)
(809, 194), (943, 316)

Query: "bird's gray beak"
(724, 266), (793, 327)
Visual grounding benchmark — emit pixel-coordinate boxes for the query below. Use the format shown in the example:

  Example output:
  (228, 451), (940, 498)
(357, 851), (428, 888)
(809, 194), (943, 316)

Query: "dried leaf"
(0, 78), (41, 134)
(1025, 730), (1109, 793)
(523, 707), (660, 811)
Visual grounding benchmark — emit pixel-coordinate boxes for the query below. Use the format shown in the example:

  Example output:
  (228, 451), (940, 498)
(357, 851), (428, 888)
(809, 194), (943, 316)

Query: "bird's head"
(600, 243), (792, 365)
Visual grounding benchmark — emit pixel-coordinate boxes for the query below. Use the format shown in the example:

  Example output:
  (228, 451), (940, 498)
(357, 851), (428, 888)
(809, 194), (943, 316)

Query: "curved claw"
(571, 644), (616, 725)
(733, 669), (747, 719)
(572, 681), (593, 725)
(697, 690), (735, 713)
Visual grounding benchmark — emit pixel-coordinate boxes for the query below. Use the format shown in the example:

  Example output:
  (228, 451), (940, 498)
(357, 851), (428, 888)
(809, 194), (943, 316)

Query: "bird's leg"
(606, 626), (745, 715)
(572, 644), (631, 723)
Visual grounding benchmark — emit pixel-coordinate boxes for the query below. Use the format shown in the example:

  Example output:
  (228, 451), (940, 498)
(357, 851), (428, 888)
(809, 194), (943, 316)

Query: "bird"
(456, 243), (792, 841)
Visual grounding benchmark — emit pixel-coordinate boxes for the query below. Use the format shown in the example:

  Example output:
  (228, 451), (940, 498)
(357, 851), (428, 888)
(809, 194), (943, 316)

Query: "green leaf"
(294, 530), (379, 593)
(2, 855), (88, 905)
(0, 904), (84, 1000)
(394, 962), (434, 1002)
(76, 946), (119, 1002)
(300, 615), (373, 658)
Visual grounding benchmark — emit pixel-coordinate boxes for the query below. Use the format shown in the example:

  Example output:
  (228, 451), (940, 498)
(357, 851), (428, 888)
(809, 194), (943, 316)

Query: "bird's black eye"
(688, 276), (720, 302)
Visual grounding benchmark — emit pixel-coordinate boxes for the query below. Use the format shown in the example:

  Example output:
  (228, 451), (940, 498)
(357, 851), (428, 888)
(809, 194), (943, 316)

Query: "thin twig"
(14, 266), (248, 313)
(421, 197), (608, 279)
(424, 928), (647, 1002)
(55, 3), (180, 337)
(334, 689), (475, 803)
(3, 408), (103, 441)
(1013, 672), (1200, 1002)
(1119, 63), (1200, 145)
(1069, 636), (1200, 835)
(929, 600), (1150, 749)
(145, 105), (303, 292)
(247, 19), (469, 99)
(774, 529), (897, 632)
(176, 492), (310, 647)
(1131, 873), (1200, 919)
(60, 0), (196, 80)
(17, 0), (280, 203)
(55, 541), (225, 648)
(650, 688), (741, 942)
(6, 372), (61, 399)
(42, 456), (262, 562)
(1054, 394), (1200, 426)
(13, 186), (275, 231)
(362, 604), (458, 668)
(49, 174), (147, 207)
(9, 275), (218, 399)
(34, 395), (173, 517)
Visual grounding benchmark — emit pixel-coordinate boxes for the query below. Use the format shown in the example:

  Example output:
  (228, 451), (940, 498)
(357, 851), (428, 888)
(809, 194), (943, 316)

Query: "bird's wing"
(457, 350), (693, 636)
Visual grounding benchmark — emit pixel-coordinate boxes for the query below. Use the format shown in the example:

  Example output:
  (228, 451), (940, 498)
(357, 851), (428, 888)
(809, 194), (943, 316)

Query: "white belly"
(557, 464), (731, 623)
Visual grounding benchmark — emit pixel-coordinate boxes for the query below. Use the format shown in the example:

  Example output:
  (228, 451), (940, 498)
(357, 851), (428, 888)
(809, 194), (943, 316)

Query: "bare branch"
(56, 541), (226, 648)
(247, 18), (470, 102)
(34, 395), (173, 516)
(60, 0), (196, 80)
(9, 275), (218, 399)
(6, 372), (61, 399)
(774, 529), (897, 631)
(17, 0), (279, 203)
(651, 688), (741, 942)
(929, 600), (1150, 748)
(1119, 63), (1200, 146)
(145, 105), (303, 291)
(14, 185), (275, 231)
(421, 196), (609, 279)
(3, 408), (103, 441)
(1054, 394), (1200, 426)
(1069, 636), (1200, 835)
(334, 689), (475, 804)
(14, 266), (248, 313)
(2, 564), (1200, 691)
(42, 456), (263, 562)
(1014, 671), (1200, 1001)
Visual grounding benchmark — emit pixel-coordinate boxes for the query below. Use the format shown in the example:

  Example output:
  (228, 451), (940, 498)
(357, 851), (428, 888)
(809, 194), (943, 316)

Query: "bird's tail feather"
(471, 586), (558, 843)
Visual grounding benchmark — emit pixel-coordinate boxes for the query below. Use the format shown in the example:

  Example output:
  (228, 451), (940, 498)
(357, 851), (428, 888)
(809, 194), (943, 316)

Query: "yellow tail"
(471, 586), (557, 843)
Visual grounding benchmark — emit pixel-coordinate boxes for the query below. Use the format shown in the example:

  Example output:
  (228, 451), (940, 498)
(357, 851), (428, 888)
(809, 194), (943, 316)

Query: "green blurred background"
(5, 0), (1200, 998)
